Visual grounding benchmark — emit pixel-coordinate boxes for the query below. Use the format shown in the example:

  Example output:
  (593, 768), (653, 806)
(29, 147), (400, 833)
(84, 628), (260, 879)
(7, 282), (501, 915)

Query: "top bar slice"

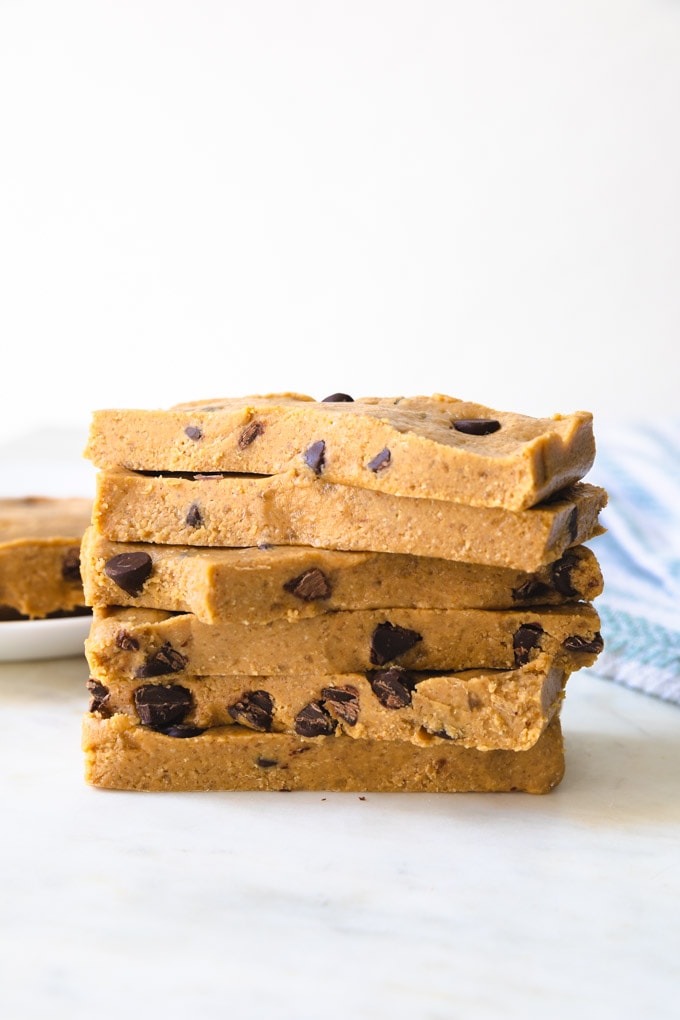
(84, 393), (595, 511)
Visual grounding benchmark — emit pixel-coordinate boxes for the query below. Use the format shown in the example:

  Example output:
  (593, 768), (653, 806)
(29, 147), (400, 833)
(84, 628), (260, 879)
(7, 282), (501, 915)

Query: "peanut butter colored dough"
(85, 603), (602, 679)
(0, 497), (92, 618)
(92, 470), (607, 571)
(80, 527), (603, 623)
(88, 651), (570, 751)
(85, 393), (595, 511)
(82, 712), (565, 793)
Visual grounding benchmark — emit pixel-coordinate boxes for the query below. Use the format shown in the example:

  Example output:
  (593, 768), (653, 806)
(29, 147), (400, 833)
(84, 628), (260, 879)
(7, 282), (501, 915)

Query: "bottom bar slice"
(82, 713), (565, 794)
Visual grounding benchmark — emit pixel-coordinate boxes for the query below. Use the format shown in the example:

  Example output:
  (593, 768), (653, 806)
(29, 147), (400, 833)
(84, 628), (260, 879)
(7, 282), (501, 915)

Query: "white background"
(1, 0), (679, 445)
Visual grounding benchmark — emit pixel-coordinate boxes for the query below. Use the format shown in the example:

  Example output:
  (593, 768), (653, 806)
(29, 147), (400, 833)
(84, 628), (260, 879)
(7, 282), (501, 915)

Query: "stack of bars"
(80, 393), (607, 794)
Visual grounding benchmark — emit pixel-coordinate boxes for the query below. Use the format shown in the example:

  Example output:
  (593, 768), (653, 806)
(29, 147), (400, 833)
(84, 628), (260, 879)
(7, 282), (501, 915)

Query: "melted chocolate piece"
(294, 701), (337, 737)
(370, 621), (422, 665)
(321, 685), (360, 726)
(186, 503), (203, 529)
(563, 632), (604, 655)
(134, 683), (193, 728)
(256, 757), (279, 768)
(115, 629), (140, 651)
(157, 723), (205, 738)
(104, 552), (153, 597)
(86, 678), (110, 713)
(451, 419), (501, 436)
(321, 393), (354, 402)
(551, 552), (579, 597)
(304, 440), (326, 475)
(512, 623), (544, 666)
(512, 579), (552, 603)
(238, 421), (265, 448)
(366, 448), (391, 473)
(567, 507), (578, 543)
(135, 643), (188, 678)
(228, 690), (274, 731)
(61, 547), (82, 583)
(368, 667), (415, 709)
(184, 426), (203, 441)
(283, 568), (332, 602)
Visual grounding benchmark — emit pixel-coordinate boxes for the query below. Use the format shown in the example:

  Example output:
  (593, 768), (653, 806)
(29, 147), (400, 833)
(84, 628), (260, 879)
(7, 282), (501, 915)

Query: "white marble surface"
(1, 655), (678, 1020)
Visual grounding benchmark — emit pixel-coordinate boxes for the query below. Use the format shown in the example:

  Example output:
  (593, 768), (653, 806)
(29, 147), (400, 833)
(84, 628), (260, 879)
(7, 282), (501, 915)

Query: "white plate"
(0, 615), (91, 661)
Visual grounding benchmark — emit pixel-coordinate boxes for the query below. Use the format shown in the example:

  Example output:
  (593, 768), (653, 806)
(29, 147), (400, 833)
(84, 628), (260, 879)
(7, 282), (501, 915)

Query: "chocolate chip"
(256, 757), (279, 768)
(134, 683), (193, 728)
(283, 568), (332, 602)
(321, 393), (354, 402)
(321, 685), (360, 726)
(184, 426), (203, 441)
(366, 448), (391, 473)
(370, 621), (423, 665)
(61, 547), (82, 583)
(551, 552), (579, 597)
(567, 507), (578, 543)
(512, 579), (552, 602)
(239, 421), (265, 448)
(452, 419), (501, 436)
(186, 503), (203, 528)
(135, 643), (188, 678)
(228, 690), (274, 731)
(467, 691), (483, 710)
(304, 440), (326, 475)
(513, 623), (544, 666)
(294, 701), (337, 737)
(368, 667), (415, 709)
(157, 723), (205, 738)
(104, 552), (153, 597)
(427, 728), (453, 740)
(86, 678), (110, 713)
(115, 629), (140, 651)
(563, 632), (604, 655)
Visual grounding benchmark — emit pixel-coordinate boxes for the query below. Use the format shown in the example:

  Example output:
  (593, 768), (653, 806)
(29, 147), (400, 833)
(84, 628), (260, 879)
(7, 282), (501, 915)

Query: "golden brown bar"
(80, 527), (603, 623)
(0, 497), (92, 618)
(85, 603), (603, 679)
(92, 469), (607, 571)
(82, 712), (566, 793)
(84, 393), (595, 511)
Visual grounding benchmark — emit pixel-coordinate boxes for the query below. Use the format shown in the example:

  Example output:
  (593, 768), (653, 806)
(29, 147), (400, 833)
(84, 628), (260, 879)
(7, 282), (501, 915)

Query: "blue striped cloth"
(586, 418), (680, 704)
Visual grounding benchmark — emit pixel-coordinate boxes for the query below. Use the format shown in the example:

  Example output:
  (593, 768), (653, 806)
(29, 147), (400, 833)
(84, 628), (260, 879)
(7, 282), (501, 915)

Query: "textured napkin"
(586, 418), (680, 705)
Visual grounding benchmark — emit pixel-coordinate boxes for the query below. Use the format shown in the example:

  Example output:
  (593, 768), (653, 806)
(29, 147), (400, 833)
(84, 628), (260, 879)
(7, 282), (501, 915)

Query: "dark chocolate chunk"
(452, 419), (501, 436)
(135, 643), (188, 678)
(256, 757), (279, 768)
(512, 623), (544, 666)
(228, 689), (274, 731)
(304, 439), (326, 475)
(134, 683), (193, 728)
(186, 502), (203, 528)
(294, 701), (337, 737)
(320, 684), (360, 726)
(427, 728), (453, 740)
(366, 448), (391, 473)
(184, 426), (203, 441)
(512, 578), (552, 603)
(283, 568), (332, 602)
(61, 547), (82, 583)
(238, 421), (265, 448)
(368, 667), (415, 709)
(86, 678), (110, 713)
(563, 632), (604, 655)
(321, 393), (354, 402)
(567, 507), (578, 543)
(115, 629), (140, 651)
(157, 723), (205, 738)
(370, 621), (423, 665)
(551, 552), (579, 597)
(104, 552), (153, 597)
